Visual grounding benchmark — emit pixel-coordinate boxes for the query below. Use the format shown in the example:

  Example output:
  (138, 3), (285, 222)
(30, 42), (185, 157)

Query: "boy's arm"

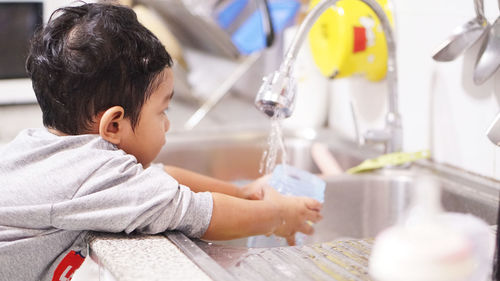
(202, 187), (322, 245)
(164, 165), (263, 200)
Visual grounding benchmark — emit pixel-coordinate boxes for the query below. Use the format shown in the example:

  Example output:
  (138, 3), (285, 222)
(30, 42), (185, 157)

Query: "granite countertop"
(88, 233), (212, 281)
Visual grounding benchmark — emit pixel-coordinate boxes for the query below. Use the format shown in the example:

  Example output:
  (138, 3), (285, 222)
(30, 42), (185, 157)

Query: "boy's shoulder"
(7, 127), (115, 153)
(2, 127), (133, 172)
(1, 128), (173, 202)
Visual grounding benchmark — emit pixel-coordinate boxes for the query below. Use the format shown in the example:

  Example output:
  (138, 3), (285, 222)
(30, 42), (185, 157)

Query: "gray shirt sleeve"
(50, 159), (213, 238)
(0, 129), (215, 281)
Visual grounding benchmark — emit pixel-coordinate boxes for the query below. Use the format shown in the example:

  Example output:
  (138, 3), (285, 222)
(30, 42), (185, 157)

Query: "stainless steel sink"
(157, 128), (366, 181)
(156, 128), (499, 280)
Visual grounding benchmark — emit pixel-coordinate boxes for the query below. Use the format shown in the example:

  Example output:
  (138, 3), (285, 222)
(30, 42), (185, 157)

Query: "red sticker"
(353, 26), (367, 53)
(52, 250), (85, 281)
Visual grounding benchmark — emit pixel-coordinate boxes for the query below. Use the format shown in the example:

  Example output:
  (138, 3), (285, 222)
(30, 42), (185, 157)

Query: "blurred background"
(0, 0), (499, 182)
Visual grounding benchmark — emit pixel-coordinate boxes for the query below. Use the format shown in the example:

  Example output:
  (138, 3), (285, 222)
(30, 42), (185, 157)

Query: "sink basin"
(156, 128), (499, 280)
(157, 128), (498, 234)
(157, 128), (366, 181)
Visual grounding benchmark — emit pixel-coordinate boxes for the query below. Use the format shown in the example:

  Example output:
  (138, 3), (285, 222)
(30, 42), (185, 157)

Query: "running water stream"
(249, 112), (290, 247)
(259, 112), (288, 176)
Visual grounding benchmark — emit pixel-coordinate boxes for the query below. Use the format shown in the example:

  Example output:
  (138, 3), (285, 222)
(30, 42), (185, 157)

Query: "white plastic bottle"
(369, 177), (493, 281)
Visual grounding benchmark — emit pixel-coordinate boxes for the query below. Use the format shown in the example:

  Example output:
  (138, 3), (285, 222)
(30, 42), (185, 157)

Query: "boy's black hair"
(26, 3), (173, 135)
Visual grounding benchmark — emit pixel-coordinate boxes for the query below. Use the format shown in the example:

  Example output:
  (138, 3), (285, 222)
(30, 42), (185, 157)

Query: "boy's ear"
(99, 106), (126, 145)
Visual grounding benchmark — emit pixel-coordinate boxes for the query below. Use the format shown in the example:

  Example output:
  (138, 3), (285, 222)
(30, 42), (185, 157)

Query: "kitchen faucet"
(254, 0), (402, 153)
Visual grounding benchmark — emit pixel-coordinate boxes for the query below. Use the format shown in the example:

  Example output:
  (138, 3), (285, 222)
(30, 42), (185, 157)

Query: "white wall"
(327, 0), (500, 180)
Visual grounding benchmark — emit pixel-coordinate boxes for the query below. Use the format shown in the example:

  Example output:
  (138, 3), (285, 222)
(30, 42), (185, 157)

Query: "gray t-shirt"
(0, 128), (213, 281)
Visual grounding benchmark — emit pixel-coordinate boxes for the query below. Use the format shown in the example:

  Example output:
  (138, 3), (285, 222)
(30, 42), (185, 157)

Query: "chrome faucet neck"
(255, 0), (402, 153)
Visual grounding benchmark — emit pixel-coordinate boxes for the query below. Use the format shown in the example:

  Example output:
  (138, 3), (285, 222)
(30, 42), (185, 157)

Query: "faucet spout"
(254, 0), (402, 152)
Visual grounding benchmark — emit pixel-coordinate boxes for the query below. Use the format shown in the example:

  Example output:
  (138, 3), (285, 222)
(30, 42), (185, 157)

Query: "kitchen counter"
(87, 231), (378, 281)
(88, 233), (212, 281)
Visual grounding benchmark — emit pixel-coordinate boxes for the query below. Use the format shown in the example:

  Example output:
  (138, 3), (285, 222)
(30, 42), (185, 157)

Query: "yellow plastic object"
(308, 0), (394, 81)
(347, 150), (431, 174)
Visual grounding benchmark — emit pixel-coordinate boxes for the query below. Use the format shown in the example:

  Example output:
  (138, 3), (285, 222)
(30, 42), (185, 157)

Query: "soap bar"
(269, 164), (325, 203)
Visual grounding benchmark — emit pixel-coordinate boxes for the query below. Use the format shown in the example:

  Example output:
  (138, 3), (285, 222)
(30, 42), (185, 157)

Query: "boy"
(0, 3), (322, 281)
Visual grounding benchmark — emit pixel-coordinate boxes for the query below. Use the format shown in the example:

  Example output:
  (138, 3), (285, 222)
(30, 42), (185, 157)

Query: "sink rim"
(160, 128), (499, 280)
(164, 165), (499, 280)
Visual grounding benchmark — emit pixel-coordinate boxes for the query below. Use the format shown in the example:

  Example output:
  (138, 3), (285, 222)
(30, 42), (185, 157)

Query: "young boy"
(0, 3), (322, 281)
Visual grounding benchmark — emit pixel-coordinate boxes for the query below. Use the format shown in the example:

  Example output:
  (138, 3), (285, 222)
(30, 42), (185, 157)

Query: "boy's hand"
(240, 175), (270, 200)
(263, 186), (323, 246)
